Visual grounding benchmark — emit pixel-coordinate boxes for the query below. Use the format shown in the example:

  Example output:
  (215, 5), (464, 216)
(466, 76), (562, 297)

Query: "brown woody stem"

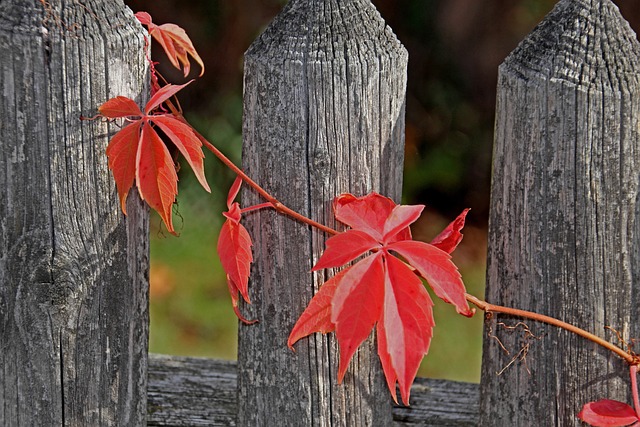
(199, 137), (338, 236)
(465, 293), (639, 366)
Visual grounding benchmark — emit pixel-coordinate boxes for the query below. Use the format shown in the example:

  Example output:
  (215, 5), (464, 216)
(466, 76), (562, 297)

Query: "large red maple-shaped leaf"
(289, 192), (472, 405)
(217, 177), (256, 324)
(99, 81), (210, 235)
(135, 12), (204, 78)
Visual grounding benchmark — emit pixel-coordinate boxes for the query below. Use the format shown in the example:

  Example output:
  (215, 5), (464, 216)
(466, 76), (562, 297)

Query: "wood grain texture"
(0, 1), (149, 425)
(239, 0), (407, 425)
(480, 0), (640, 425)
(147, 355), (479, 426)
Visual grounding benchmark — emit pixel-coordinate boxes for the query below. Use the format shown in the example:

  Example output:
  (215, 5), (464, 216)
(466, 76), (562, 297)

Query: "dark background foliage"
(124, 0), (640, 382)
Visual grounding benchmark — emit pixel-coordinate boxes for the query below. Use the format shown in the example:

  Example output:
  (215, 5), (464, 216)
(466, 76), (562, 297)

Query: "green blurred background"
(124, 0), (640, 383)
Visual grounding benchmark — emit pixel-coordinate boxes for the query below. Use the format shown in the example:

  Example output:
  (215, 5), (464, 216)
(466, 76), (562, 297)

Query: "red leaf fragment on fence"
(100, 82), (210, 235)
(135, 11), (204, 77)
(217, 178), (256, 324)
(289, 192), (472, 405)
(578, 399), (640, 426)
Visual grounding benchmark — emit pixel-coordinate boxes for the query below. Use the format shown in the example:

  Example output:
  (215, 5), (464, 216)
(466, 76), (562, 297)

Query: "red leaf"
(311, 230), (380, 271)
(100, 81), (211, 234)
(227, 176), (243, 208)
(382, 204), (424, 243)
(135, 12), (204, 77)
(98, 96), (143, 118)
(226, 275), (257, 325)
(292, 192), (473, 405)
(333, 193), (397, 240)
(430, 208), (470, 254)
(332, 252), (385, 382)
(287, 268), (351, 349)
(145, 81), (193, 114)
(378, 255), (434, 405)
(388, 240), (472, 317)
(578, 399), (639, 426)
(217, 216), (253, 304)
(105, 122), (141, 213)
(152, 115), (210, 192)
(134, 11), (152, 26)
(136, 123), (178, 235)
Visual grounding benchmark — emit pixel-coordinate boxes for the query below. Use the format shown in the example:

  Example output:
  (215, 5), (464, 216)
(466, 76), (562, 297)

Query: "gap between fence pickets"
(146, 354), (479, 426)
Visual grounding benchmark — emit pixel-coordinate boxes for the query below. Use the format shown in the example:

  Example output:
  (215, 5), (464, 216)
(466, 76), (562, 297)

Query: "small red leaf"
(333, 193), (397, 240)
(332, 253), (385, 382)
(134, 11), (152, 26)
(136, 123), (178, 235)
(430, 208), (470, 254)
(217, 218), (253, 303)
(140, 13), (205, 78)
(151, 115), (210, 192)
(226, 275), (257, 325)
(379, 255), (434, 405)
(227, 176), (243, 209)
(145, 81), (193, 114)
(98, 96), (143, 118)
(311, 230), (380, 271)
(287, 268), (350, 349)
(105, 122), (141, 213)
(388, 240), (472, 317)
(578, 399), (639, 426)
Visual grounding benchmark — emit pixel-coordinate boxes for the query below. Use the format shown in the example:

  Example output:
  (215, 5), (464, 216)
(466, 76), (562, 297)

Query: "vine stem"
(199, 135), (338, 236)
(465, 293), (639, 366)
(163, 99), (339, 236)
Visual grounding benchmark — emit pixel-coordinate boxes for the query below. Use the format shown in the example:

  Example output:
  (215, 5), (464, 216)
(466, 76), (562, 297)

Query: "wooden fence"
(1, 0), (639, 425)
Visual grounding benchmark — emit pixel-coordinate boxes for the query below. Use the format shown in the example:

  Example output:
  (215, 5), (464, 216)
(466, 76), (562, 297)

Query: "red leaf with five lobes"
(388, 240), (473, 317)
(332, 252), (385, 382)
(135, 12), (204, 78)
(287, 268), (352, 349)
(152, 115), (210, 192)
(578, 400), (640, 426)
(217, 211), (253, 304)
(98, 96), (143, 118)
(101, 82), (211, 234)
(291, 192), (473, 405)
(311, 230), (380, 271)
(378, 255), (434, 405)
(430, 208), (470, 254)
(333, 193), (397, 241)
(136, 124), (179, 235)
(105, 122), (141, 213)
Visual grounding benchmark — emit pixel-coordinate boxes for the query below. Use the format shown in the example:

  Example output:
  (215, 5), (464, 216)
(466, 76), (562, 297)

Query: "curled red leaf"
(217, 180), (255, 323)
(430, 208), (470, 254)
(135, 11), (204, 77)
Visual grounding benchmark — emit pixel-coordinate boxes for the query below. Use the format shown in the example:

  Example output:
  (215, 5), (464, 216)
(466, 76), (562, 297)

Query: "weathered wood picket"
(2, 0), (639, 426)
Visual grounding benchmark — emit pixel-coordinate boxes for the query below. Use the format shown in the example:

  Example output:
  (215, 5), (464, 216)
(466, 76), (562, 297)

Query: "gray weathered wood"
(0, 1), (149, 425)
(481, 0), (640, 425)
(239, 0), (407, 424)
(147, 354), (479, 426)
